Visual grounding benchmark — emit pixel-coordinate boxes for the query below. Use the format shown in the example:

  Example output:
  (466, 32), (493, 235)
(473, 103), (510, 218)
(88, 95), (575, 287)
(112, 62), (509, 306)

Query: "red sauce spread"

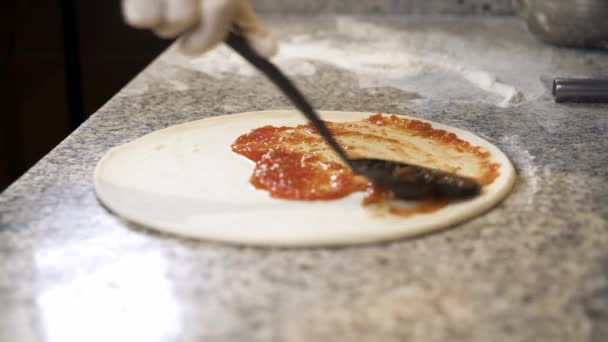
(232, 124), (371, 201)
(231, 113), (500, 217)
(250, 150), (367, 200)
(389, 200), (448, 217)
(364, 114), (499, 185)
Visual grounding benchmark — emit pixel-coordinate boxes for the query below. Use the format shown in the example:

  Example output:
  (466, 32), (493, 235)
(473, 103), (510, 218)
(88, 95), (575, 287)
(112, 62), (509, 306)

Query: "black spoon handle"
(225, 30), (353, 168)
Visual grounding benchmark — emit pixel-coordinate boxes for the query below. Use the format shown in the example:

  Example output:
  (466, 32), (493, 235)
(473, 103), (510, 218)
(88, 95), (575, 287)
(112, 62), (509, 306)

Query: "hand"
(122, 0), (277, 57)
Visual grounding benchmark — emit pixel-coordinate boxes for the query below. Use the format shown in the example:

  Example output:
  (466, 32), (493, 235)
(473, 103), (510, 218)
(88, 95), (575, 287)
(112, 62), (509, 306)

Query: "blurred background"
(0, 0), (515, 191)
(2, 0), (607, 191)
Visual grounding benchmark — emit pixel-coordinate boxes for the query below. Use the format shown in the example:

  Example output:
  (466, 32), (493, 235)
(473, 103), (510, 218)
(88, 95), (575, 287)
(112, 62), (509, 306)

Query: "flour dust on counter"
(94, 111), (515, 246)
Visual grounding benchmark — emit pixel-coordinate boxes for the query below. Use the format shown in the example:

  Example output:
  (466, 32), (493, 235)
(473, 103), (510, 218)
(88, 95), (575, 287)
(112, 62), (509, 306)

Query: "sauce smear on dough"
(251, 150), (367, 200)
(231, 113), (499, 216)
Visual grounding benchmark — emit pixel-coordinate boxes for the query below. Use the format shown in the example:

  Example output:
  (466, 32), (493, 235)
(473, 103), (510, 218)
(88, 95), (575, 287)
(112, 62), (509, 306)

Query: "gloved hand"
(122, 0), (277, 57)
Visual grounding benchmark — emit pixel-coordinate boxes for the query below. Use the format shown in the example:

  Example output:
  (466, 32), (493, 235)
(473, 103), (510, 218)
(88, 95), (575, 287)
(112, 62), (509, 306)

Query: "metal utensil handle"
(553, 78), (608, 103)
(225, 30), (353, 167)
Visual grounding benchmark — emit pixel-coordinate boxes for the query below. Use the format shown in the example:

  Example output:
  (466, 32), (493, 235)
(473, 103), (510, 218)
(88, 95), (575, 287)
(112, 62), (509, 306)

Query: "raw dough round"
(95, 111), (515, 246)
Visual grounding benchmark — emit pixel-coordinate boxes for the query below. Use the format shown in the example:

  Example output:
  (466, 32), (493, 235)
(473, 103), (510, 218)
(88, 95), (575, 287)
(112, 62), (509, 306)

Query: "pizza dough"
(94, 111), (515, 246)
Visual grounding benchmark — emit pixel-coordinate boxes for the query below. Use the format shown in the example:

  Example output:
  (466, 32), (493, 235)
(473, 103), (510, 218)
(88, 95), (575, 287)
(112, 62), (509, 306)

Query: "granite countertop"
(1, 15), (607, 342)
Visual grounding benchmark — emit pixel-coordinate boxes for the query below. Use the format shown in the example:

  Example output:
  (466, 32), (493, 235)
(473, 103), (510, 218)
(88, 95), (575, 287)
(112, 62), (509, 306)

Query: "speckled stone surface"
(1, 16), (607, 342)
(252, 0), (514, 15)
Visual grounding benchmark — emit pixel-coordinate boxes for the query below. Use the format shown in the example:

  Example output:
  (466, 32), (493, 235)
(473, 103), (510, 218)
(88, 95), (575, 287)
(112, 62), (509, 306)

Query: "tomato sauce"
(249, 150), (367, 200)
(231, 113), (500, 217)
(364, 114), (499, 185)
(389, 200), (448, 217)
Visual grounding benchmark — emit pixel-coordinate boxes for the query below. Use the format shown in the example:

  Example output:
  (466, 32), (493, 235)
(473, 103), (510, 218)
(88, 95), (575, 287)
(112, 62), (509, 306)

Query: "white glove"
(122, 0), (277, 57)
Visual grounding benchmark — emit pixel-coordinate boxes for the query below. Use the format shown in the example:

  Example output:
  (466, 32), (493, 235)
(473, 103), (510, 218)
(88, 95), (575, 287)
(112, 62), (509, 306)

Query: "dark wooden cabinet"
(74, 1), (170, 116)
(1, 0), (70, 190)
(1, 0), (169, 191)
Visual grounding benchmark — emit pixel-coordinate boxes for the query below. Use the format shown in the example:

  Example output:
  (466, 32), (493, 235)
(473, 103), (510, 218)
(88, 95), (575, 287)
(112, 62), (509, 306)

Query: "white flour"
(160, 16), (525, 107)
(500, 135), (539, 205)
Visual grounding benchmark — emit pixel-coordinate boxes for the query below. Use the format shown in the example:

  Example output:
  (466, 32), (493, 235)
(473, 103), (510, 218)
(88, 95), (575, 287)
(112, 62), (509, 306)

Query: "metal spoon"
(225, 30), (481, 200)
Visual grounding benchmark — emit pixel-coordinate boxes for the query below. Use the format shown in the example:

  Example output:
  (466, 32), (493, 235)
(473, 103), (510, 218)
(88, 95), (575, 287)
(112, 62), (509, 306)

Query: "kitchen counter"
(1, 15), (607, 342)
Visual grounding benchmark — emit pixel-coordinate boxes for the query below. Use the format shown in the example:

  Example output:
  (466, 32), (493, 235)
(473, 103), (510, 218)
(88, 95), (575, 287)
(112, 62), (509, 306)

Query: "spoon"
(225, 29), (481, 200)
